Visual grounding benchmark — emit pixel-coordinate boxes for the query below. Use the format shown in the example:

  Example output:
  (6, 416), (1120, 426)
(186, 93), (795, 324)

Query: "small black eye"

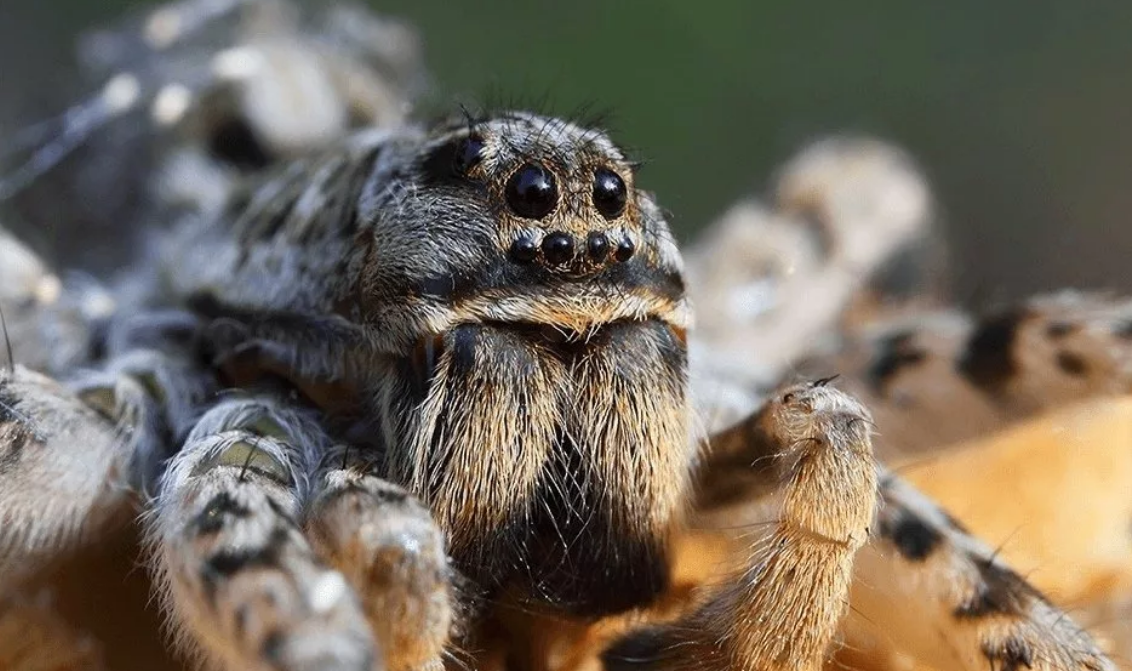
(505, 163), (557, 219)
(613, 236), (635, 263)
(586, 232), (609, 263)
(542, 232), (575, 265)
(593, 168), (627, 219)
(454, 135), (485, 173)
(510, 235), (538, 264)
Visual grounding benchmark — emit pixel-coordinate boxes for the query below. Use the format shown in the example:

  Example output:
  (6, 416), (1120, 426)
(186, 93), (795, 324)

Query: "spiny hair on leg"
(179, 391), (334, 494)
(604, 381), (878, 671)
(147, 393), (375, 671)
(307, 444), (456, 671)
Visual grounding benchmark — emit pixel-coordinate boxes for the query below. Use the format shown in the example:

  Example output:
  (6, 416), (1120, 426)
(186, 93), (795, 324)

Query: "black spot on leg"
(190, 493), (252, 536)
(261, 629), (286, 665)
(955, 559), (1032, 618)
(1056, 350), (1088, 377)
(201, 527), (291, 601)
(982, 636), (1035, 671)
(867, 330), (928, 395)
(357, 482), (410, 506)
(958, 309), (1030, 390)
(264, 498), (302, 530)
(880, 511), (942, 561)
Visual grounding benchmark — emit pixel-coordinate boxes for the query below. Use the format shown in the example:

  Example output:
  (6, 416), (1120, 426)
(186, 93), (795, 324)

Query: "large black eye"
(453, 135), (485, 173)
(505, 163), (557, 219)
(593, 167), (627, 219)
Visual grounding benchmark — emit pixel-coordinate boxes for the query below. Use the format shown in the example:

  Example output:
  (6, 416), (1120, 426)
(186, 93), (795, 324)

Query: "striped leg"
(847, 474), (1114, 671)
(148, 394), (375, 671)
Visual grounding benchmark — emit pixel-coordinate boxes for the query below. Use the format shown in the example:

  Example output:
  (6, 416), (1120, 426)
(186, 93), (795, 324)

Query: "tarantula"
(0, 2), (1127, 671)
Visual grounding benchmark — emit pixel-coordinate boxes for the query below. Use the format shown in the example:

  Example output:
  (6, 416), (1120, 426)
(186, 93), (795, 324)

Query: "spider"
(0, 2), (1125, 671)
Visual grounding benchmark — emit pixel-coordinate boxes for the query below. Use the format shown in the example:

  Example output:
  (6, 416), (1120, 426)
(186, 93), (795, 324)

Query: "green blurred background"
(4, 1), (1132, 303)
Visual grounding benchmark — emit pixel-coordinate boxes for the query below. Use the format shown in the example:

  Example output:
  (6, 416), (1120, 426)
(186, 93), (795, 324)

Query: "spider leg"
(306, 445), (455, 671)
(0, 366), (133, 590)
(812, 290), (1132, 455)
(68, 346), (216, 491)
(0, 305), (216, 670)
(604, 382), (878, 671)
(685, 136), (941, 427)
(675, 386), (1116, 671)
(193, 299), (381, 388)
(147, 392), (376, 671)
(849, 473), (1116, 671)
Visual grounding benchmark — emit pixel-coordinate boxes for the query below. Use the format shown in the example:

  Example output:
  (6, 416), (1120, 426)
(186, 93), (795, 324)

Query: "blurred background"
(3, 0), (1131, 304)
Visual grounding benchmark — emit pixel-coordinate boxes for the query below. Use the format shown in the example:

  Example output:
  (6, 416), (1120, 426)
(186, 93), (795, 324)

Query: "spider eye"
(593, 167), (627, 219)
(613, 236), (635, 263)
(509, 234), (539, 264)
(586, 231), (610, 262)
(541, 231), (575, 265)
(505, 163), (557, 219)
(454, 135), (485, 173)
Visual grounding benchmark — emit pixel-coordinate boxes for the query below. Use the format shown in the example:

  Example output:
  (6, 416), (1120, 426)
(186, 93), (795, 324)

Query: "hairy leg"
(147, 393), (375, 671)
(849, 474), (1114, 671)
(306, 445), (455, 671)
(685, 386), (1116, 671)
(604, 381), (877, 671)
(0, 366), (134, 589)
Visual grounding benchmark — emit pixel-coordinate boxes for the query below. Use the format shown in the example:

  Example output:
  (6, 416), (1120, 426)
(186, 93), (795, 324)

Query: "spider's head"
(359, 113), (693, 616)
(423, 112), (650, 277)
(360, 112), (690, 341)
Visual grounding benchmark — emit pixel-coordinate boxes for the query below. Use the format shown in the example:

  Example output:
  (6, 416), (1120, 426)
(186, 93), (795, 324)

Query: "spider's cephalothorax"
(165, 112), (692, 615)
